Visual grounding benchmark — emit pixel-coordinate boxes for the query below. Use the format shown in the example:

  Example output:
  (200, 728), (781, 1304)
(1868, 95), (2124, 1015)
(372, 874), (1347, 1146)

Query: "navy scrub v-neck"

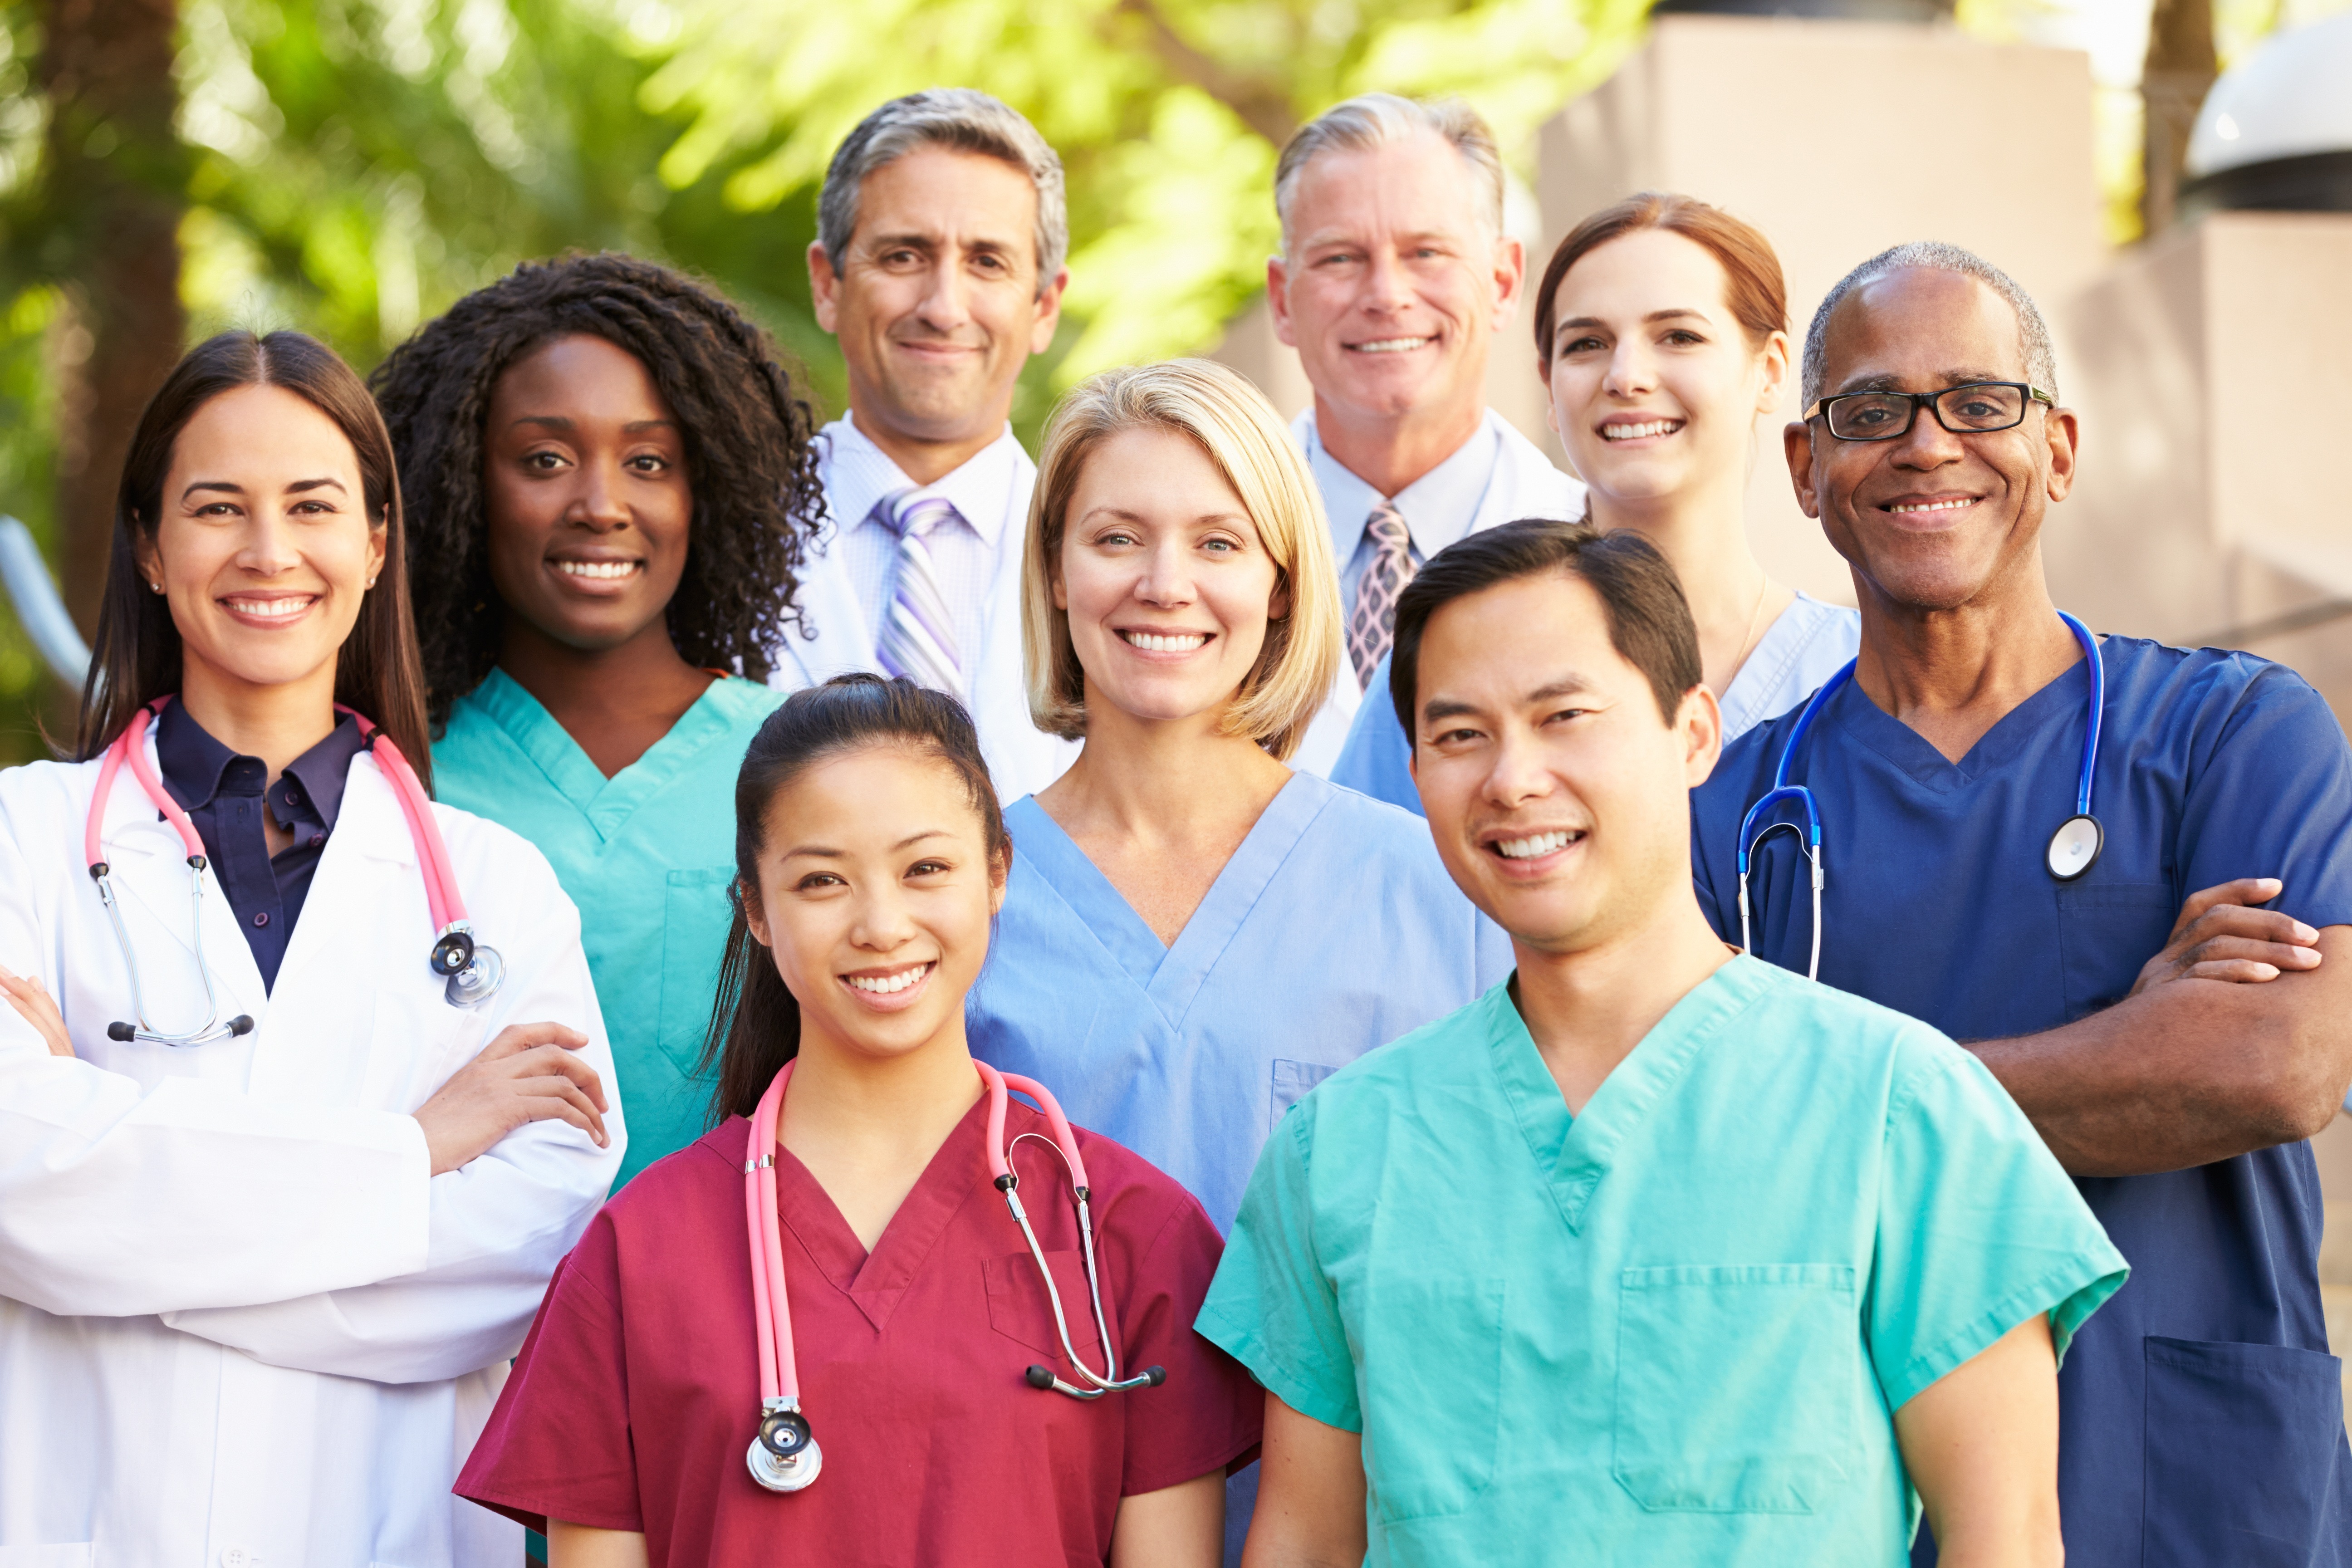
(1692, 634), (2352, 1567)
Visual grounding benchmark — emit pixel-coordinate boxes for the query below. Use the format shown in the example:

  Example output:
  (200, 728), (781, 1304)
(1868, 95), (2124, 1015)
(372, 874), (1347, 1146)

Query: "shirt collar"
(154, 700), (364, 829)
(820, 412), (1024, 548)
(1297, 407), (1506, 563)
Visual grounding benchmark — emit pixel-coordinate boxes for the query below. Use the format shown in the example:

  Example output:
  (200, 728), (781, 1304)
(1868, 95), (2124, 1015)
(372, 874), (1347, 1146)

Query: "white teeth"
(847, 964), (930, 995)
(1125, 631), (1208, 653)
(1496, 830), (1573, 860)
(1351, 337), (1432, 353)
(1887, 498), (1973, 514)
(1602, 420), (1681, 441)
(224, 597), (311, 620)
(556, 560), (639, 580)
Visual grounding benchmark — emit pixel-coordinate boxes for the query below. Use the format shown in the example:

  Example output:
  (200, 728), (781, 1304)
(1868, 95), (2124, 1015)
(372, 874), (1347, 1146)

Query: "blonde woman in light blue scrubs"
(378, 255), (819, 1183)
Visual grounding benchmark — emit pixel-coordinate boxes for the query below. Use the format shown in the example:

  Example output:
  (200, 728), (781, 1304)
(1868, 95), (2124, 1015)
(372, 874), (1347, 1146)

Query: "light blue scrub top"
(1333, 593), (1860, 814)
(966, 770), (1512, 1234)
(433, 669), (784, 1186)
(1200, 958), (2127, 1568)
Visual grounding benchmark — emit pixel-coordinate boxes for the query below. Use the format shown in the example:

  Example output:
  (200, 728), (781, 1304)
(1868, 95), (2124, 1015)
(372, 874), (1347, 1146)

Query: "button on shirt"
(1199, 960), (2126, 1568)
(156, 703), (366, 991)
(819, 413), (1021, 681)
(1690, 637), (2352, 1568)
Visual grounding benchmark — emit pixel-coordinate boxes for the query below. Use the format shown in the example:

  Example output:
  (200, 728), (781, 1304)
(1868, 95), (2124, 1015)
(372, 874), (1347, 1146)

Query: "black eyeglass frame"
(1803, 381), (2057, 442)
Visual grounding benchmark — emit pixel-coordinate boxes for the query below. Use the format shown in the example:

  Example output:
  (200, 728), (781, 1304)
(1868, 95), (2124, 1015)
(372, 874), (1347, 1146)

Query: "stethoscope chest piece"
(442, 944), (505, 1009)
(747, 1402), (821, 1493)
(2047, 814), (2103, 882)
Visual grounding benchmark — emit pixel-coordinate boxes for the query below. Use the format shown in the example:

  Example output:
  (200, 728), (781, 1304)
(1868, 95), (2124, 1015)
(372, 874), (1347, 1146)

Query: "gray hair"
(1801, 241), (2059, 409)
(817, 89), (1068, 286)
(1274, 93), (1504, 250)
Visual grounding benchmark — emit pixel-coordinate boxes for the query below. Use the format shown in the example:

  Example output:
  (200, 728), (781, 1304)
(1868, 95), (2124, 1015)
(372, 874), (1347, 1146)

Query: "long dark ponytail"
(703, 674), (1011, 1123)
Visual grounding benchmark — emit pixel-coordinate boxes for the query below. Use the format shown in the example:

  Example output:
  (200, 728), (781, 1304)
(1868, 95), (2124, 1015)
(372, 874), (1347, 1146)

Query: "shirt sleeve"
(453, 1210), (644, 1534)
(2176, 662), (2352, 930)
(1329, 655), (1423, 818)
(1867, 1028), (2129, 1410)
(1194, 1108), (1363, 1434)
(1115, 1192), (1266, 1496)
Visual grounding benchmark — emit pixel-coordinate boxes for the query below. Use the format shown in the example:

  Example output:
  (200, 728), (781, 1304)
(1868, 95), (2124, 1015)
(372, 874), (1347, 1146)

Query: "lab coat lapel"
(266, 753), (415, 1008)
(101, 723), (268, 1023)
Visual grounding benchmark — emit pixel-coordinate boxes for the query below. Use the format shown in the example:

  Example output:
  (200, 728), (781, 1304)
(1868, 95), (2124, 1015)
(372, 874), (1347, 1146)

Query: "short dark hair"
(1391, 519), (1701, 735)
(701, 674), (1009, 1125)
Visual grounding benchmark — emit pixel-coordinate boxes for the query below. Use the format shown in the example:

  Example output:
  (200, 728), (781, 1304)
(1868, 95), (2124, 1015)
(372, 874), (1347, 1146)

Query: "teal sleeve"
(1868, 1029), (2129, 1411)
(1193, 1108), (1364, 1433)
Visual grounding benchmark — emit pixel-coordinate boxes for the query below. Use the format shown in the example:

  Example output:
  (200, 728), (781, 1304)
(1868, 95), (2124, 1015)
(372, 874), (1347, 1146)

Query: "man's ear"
(2044, 406), (2080, 504)
(1783, 421), (1821, 520)
(808, 241), (842, 336)
(1029, 267), (1070, 356)
(1679, 683), (1724, 788)
(1489, 233), (1527, 324)
(1267, 253), (1297, 349)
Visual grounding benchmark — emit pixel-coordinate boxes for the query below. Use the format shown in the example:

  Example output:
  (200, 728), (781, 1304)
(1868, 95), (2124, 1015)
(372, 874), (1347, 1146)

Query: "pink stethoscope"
(84, 696), (502, 1046)
(741, 1056), (1165, 1493)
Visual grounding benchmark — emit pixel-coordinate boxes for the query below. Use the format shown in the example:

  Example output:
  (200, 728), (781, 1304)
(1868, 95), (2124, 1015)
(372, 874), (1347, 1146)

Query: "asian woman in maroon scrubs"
(456, 674), (1259, 1566)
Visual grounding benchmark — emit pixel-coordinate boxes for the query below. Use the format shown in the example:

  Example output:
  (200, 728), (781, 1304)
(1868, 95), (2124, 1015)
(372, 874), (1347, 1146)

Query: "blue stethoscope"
(1738, 610), (2105, 980)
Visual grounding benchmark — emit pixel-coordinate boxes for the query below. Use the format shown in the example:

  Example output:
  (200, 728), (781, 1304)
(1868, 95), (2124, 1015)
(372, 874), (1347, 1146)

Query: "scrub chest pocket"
(1613, 1264), (1861, 1513)
(657, 866), (737, 1076)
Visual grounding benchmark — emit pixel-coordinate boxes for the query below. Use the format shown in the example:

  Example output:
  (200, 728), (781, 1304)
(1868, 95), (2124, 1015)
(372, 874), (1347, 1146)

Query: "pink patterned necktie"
(1347, 499), (1415, 690)
(876, 490), (963, 696)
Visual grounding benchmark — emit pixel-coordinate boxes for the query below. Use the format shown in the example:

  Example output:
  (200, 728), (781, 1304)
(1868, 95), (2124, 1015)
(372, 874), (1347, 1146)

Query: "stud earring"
(149, 581), (164, 595)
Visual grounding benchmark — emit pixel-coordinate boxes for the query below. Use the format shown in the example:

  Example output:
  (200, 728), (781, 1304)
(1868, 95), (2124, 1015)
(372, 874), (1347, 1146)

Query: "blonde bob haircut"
(1024, 359), (1342, 760)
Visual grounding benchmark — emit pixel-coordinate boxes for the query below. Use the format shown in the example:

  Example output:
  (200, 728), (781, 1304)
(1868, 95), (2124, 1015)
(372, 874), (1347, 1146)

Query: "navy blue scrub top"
(157, 703), (366, 991)
(1691, 635), (2352, 1568)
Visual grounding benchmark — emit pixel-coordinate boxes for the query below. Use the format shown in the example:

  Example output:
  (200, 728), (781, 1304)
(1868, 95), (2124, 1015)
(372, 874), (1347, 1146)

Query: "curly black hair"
(370, 251), (825, 726)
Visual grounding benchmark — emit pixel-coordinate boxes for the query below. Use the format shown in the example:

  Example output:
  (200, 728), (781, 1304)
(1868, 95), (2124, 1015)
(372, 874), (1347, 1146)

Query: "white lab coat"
(1289, 409), (1588, 776)
(0, 723), (624, 1568)
(773, 435), (1078, 802)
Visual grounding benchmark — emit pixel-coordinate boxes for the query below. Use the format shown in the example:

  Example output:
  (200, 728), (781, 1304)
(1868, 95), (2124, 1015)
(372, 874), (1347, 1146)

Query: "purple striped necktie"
(876, 490), (963, 696)
(1347, 498), (1415, 690)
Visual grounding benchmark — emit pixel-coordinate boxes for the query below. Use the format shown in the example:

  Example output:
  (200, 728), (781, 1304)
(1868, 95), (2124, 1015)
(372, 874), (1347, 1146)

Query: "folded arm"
(1970, 880), (2352, 1176)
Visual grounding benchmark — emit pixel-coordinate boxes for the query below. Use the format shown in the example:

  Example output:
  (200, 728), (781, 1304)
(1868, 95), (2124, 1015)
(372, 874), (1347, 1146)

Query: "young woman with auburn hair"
(0, 330), (620, 1564)
(1331, 193), (1859, 810)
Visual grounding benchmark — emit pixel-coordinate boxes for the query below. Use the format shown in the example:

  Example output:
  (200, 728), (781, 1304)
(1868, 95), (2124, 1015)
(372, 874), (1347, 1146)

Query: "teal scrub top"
(1198, 956), (2127, 1568)
(433, 669), (783, 1186)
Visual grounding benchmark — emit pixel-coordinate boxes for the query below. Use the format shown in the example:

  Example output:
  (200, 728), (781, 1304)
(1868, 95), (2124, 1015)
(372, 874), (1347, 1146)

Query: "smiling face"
(744, 743), (1006, 1063)
(139, 383), (385, 701)
(1269, 132), (1522, 430)
(810, 146), (1066, 450)
(1788, 266), (2078, 614)
(1544, 228), (1786, 506)
(1409, 569), (1718, 955)
(1052, 426), (1289, 732)
(481, 333), (692, 652)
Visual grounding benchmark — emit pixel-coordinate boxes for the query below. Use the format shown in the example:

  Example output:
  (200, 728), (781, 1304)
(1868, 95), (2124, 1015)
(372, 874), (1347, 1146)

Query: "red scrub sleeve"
(454, 1210), (643, 1533)
(1113, 1193), (1265, 1496)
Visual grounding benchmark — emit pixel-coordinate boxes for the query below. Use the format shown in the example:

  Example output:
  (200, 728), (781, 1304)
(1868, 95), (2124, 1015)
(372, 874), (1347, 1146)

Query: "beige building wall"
(1534, 15), (2107, 606)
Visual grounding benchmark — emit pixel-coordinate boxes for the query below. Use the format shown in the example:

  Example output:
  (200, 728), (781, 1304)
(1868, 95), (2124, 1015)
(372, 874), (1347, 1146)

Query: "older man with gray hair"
(1693, 241), (2352, 1566)
(774, 88), (1078, 798)
(1266, 92), (1584, 778)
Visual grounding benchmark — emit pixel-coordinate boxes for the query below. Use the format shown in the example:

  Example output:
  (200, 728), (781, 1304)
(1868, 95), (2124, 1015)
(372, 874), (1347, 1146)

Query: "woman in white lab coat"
(0, 329), (625, 1568)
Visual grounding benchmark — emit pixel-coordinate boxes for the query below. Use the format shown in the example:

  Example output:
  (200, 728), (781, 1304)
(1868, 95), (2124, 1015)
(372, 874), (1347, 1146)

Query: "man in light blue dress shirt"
(774, 88), (1080, 799)
(1263, 93), (1587, 775)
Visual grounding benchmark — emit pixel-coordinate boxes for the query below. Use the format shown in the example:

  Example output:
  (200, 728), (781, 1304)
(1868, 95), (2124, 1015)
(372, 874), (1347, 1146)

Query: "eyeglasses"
(1806, 382), (2055, 442)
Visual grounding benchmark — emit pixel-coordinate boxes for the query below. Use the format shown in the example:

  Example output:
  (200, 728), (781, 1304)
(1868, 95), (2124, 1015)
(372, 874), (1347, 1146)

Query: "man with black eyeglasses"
(1691, 240), (2352, 1566)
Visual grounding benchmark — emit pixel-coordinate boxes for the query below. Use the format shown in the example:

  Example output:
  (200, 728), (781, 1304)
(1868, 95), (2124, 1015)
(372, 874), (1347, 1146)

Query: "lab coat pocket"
(0, 1548), (93, 1567)
(1358, 1276), (1505, 1524)
(2054, 883), (2176, 1021)
(2141, 1335), (2344, 1567)
(1613, 1264), (1859, 1513)
(656, 867), (736, 1078)
(984, 1249), (1109, 1376)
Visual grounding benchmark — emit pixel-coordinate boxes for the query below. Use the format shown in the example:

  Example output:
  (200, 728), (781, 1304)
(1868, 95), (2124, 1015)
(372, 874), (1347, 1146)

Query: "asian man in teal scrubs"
(1198, 519), (2128, 1568)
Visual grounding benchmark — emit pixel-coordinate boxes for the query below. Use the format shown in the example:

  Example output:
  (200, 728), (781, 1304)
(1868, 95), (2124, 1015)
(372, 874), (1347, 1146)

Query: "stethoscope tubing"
(83, 698), (495, 1044)
(1738, 612), (2105, 980)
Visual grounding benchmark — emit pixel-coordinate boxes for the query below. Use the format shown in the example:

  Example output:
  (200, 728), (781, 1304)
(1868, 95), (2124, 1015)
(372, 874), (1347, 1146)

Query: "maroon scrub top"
(456, 1093), (1262, 1565)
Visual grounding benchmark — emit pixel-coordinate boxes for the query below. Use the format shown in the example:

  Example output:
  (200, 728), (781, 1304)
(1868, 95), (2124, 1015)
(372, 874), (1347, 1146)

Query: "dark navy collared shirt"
(156, 703), (368, 991)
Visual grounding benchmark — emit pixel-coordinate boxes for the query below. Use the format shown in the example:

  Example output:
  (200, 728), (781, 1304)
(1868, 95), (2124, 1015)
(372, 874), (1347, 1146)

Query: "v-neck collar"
(462, 667), (744, 842)
(1002, 772), (1333, 1023)
(1829, 641), (2100, 794)
(768, 1091), (996, 1335)
(1488, 956), (1775, 1235)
